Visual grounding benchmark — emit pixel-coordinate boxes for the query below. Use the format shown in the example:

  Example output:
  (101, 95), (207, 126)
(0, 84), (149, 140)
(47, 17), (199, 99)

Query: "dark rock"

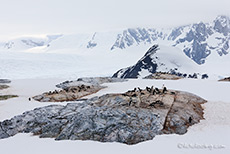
(112, 45), (159, 78)
(0, 79), (11, 84)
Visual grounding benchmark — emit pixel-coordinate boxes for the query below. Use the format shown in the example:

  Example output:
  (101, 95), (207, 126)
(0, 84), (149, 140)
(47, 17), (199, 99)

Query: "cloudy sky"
(0, 0), (230, 37)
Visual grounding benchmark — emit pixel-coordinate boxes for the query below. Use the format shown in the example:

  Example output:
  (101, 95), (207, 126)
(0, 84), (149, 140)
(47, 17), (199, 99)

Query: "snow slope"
(0, 44), (150, 79)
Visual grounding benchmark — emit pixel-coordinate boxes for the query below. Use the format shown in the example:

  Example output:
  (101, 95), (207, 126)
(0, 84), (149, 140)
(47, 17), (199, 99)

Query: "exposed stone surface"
(0, 79), (11, 84)
(219, 77), (230, 82)
(112, 45), (159, 78)
(56, 77), (126, 89)
(112, 45), (209, 79)
(0, 95), (18, 101)
(110, 16), (230, 64)
(0, 85), (9, 90)
(0, 79), (18, 101)
(33, 77), (126, 102)
(144, 72), (183, 80)
(33, 84), (103, 102)
(0, 87), (206, 144)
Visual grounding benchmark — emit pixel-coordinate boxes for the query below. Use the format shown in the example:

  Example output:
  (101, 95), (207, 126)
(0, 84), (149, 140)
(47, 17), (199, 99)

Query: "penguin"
(28, 98), (31, 101)
(155, 88), (160, 94)
(149, 102), (155, 107)
(138, 87), (142, 92)
(146, 87), (151, 93)
(122, 93), (128, 97)
(128, 98), (132, 106)
(132, 93), (137, 97)
(152, 89), (156, 95)
(189, 117), (192, 123)
(71, 89), (75, 93)
(163, 86), (167, 94)
(150, 86), (154, 93)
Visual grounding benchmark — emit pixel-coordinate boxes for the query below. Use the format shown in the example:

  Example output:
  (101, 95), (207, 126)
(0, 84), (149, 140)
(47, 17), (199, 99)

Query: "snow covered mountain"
(110, 15), (230, 65)
(0, 35), (63, 52)
(0, 15), (229, 65)
(112, 44), (203, 78)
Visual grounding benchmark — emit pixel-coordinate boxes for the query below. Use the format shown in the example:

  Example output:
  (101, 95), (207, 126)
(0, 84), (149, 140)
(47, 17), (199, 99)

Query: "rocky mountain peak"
(214, 15), (230, 36)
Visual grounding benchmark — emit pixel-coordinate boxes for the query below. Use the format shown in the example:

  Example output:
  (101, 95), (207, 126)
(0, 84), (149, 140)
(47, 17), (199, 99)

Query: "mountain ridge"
(0, 15), (230, 65)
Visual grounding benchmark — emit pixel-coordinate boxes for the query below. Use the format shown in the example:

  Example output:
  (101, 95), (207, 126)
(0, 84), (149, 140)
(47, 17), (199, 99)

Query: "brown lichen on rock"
(33, 84), (103, 102)
(219, 77), (230, 82)
(1, 86), (206, 145)
(144, 72), (183, 80)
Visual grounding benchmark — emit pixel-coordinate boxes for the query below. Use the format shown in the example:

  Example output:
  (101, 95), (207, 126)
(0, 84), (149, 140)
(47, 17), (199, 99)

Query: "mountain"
(110, 15), (230, 65)
(0, 35), (62, 52)
(0, 15), (230, 65)
(112, 45), (203, 78)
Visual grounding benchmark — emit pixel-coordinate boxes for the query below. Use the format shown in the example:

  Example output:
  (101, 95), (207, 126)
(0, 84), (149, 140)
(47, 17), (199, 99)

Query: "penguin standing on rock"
(150, 86), (154, 93)
(146, 87), (151, 93)
(152, 89), (156, 95)
(162, 84), (167, 93)
(155, 88), (160, 94)
(128, 98), (133, 106)
(189, 117), (192, 123)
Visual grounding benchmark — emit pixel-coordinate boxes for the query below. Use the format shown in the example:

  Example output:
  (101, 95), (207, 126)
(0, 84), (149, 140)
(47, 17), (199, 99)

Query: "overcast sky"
(0, 0), (230, 37)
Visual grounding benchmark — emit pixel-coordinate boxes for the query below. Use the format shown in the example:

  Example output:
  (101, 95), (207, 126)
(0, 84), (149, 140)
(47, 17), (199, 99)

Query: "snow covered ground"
(0, 78), (229, 154)
(0, 45), (149, 79)
(1, 43), (230, 80)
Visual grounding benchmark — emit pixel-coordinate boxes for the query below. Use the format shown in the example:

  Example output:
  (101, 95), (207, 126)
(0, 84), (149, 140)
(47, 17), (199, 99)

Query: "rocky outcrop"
(111, 16), (230, 65)
(0, 79), (18, 101)
(0, 79), (11, 84)
(111, 28), (164, 50)
(33, 77), (126, 102)
(56, 77), (126, 89)
(33, 84), (103, 102)
(0, 87), (206, 144)
(144, 72), (183, 80)
(0, 85), (9, 90)
(219, 77), (230, 82)
(112, 45), (208, 79)
(112, 45), (159, 78)
(0, 95), (18, 101)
